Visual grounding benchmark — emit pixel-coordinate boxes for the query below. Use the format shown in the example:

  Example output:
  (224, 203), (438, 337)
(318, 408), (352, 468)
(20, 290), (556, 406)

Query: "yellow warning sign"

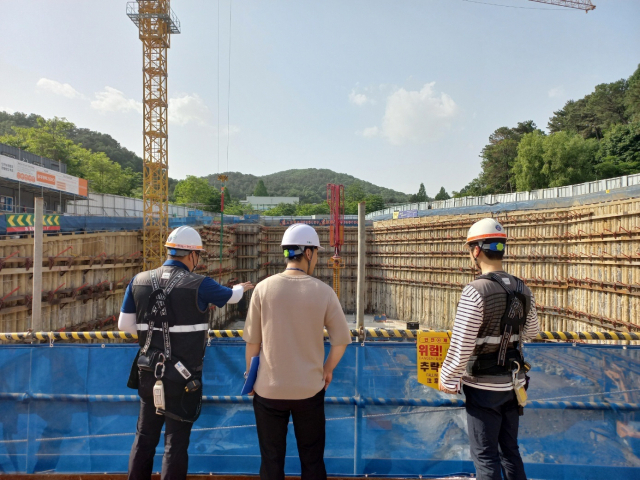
(392, 211), (399, 219)
(417, 331), (450, 390)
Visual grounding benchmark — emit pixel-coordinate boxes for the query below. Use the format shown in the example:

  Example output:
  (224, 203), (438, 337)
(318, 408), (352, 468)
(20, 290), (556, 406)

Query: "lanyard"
(285, 268), (307, 274)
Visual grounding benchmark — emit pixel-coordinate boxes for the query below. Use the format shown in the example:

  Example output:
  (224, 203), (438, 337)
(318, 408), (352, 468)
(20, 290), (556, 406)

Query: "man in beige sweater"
(243, 223), (352, 480)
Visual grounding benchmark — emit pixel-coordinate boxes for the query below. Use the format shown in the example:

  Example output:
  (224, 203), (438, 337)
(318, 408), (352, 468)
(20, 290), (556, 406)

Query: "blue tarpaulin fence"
(0, 342), (638, 478)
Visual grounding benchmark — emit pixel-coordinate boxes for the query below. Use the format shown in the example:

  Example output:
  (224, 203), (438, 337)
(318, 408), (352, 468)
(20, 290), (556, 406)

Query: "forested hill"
(207, 169), (409, 204)
(0, 111), (143, 173)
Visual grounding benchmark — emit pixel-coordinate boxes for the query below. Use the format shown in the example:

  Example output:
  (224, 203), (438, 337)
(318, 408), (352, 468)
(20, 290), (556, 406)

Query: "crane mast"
(127, 1), (181, 269)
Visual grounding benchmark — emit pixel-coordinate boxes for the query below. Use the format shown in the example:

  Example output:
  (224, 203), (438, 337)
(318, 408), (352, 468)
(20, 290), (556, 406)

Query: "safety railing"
(1, 328), (638, 342)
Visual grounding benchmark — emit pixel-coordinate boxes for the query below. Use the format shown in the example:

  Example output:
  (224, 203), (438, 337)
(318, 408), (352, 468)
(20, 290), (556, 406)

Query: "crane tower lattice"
(127, 1), (181, 269)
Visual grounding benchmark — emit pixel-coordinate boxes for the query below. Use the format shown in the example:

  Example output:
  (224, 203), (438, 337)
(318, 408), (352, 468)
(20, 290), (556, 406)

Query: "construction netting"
(0, 342), (638, 479)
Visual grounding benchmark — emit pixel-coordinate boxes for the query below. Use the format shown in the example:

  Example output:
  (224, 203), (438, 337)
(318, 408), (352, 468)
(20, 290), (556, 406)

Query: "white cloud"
(361, 126), (379, 138)
(36, 78), (85, 99)
(349, 89), (375, 106)
(169, 94), (210, 126)
(91, 86), (142, 114)
(374, 82), (458, 145)
(548, 86), (564, 98)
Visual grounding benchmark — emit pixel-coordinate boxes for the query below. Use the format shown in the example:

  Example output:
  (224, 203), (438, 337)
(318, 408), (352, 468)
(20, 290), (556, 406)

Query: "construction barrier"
(1, 329), (639, 342)
(0, 341), (638, 478)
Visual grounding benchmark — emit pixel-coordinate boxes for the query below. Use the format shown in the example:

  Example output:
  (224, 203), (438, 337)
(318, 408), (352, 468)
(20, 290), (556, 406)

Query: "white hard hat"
(165, 226), (204, 251)
(280, 224), (324, 250)
(465, 218), (507, 245)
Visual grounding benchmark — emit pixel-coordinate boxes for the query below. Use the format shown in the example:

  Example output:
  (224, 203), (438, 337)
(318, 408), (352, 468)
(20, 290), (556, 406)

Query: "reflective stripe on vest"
(137, 323), (209, 333)
(475, 334), (520, 345)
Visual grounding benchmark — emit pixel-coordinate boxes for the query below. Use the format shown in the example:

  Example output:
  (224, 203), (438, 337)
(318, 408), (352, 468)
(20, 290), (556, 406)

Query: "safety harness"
(137, 268), (202, 423)
(467, 272), (530, 377)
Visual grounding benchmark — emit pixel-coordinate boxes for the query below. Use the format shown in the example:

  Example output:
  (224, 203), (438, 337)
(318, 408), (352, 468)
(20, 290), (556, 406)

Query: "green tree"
(174, 176), (221, 212)
(626, 64), (640, 122)
(0, 117), (76, 169)
(253, 179), (268, 196)
(542, 131), (597, 187)
(345, 181), (366, 203)
(453, 176), (489, 198)
(593, 121), (640, 177)
(434, 187), (450, 201)
(549, 80), (629, 139)
(365, 194), (385, 213)
(512, 131), (548, 191)
(0, 111), (41, 136)
(480, 121), (538, 194)
(296, 202), (330, 216)
(263, 203), (298, 216)
(513, 131), (598, 190)
(222, 186), (232, 203)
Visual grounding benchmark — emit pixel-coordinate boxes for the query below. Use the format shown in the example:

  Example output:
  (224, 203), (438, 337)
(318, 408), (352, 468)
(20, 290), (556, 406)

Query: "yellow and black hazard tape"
(1, 329), (638, 342)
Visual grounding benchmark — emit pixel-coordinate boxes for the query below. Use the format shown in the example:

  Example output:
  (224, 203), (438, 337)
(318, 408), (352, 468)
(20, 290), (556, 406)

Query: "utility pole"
(32, 197), (44, 335)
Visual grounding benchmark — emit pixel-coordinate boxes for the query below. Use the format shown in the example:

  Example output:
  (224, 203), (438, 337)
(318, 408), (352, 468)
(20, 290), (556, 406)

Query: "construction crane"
(529, 0), (595, 12)
(127, 1), (181, 269)
(327, 184), (345, 298)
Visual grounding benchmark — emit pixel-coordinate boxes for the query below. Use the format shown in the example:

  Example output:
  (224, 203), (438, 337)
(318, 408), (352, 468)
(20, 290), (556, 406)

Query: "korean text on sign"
(416, 332), (450, 390)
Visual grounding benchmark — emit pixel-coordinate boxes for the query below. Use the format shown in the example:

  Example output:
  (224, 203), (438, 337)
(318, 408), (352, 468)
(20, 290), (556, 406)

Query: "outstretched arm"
(227, 282), (255, 304)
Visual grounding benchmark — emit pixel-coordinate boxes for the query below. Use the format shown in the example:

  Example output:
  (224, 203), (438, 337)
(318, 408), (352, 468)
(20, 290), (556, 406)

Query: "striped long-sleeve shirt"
(439, 284), (539, 392)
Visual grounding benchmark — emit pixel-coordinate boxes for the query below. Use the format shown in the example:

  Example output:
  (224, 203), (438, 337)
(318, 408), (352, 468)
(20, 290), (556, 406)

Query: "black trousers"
(127, 395), (194, 480)
(253, 389), (327, 480)
(463, 385), (527, 480)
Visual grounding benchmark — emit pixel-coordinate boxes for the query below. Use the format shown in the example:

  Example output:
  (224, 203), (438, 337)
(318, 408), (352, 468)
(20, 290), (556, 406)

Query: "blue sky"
(0, 0), (638, 197)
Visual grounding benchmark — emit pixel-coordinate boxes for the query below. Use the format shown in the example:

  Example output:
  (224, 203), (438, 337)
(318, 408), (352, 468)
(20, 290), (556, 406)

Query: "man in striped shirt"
(439, 218), (539, 480)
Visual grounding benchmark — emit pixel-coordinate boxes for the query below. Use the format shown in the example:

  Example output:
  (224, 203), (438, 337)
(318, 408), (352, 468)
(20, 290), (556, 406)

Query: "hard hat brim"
(165, 242), (204, 251)
(465, 232), (508, 245)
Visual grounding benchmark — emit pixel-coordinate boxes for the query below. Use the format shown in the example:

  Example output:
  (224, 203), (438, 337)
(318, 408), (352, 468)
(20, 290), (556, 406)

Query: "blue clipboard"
(241, 356), (260, 395)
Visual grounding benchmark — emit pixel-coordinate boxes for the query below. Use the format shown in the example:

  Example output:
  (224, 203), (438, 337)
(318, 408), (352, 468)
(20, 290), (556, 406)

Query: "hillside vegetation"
(455, 63), (640, 197)
(207, 169), (409, 204)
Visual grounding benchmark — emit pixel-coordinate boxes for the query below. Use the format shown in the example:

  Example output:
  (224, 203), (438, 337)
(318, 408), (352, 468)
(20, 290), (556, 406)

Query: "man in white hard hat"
(439, 218), (539, 480)
(243, 223), (352, 480)
(118, 226), (254, 480)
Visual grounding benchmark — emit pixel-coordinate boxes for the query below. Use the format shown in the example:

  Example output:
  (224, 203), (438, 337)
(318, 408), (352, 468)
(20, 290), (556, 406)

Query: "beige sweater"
(242, 273), (352, 400)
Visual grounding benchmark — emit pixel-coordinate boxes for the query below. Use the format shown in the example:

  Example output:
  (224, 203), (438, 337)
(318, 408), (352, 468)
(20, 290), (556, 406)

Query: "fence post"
(357, 202), (366, 339)
(32, 197), (44, 335)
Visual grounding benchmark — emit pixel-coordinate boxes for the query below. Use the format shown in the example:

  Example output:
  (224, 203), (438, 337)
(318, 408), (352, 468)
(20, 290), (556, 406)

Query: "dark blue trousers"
(463, 385), (527, 480)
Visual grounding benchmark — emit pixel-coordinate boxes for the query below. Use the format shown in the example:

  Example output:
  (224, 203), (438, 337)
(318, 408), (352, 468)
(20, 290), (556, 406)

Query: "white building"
(240, 196), (299, 211)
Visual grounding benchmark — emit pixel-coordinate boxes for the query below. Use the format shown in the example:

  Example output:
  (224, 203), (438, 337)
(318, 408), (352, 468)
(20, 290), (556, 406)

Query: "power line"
(462, 0), (571, 10)
(226, 0), (232, 173)
(217, 0), (220, 174)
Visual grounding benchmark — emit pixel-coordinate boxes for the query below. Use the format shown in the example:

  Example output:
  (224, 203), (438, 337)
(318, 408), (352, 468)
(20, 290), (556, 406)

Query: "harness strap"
(156, 395), (202, 423)
(479, 272), (525, 367)
(141, 269), (188, 359)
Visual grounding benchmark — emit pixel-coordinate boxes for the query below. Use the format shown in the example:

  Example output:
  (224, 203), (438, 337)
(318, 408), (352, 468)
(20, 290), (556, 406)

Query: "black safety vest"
(132, 265), (209, 375)
(465, 271), (532, 376)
